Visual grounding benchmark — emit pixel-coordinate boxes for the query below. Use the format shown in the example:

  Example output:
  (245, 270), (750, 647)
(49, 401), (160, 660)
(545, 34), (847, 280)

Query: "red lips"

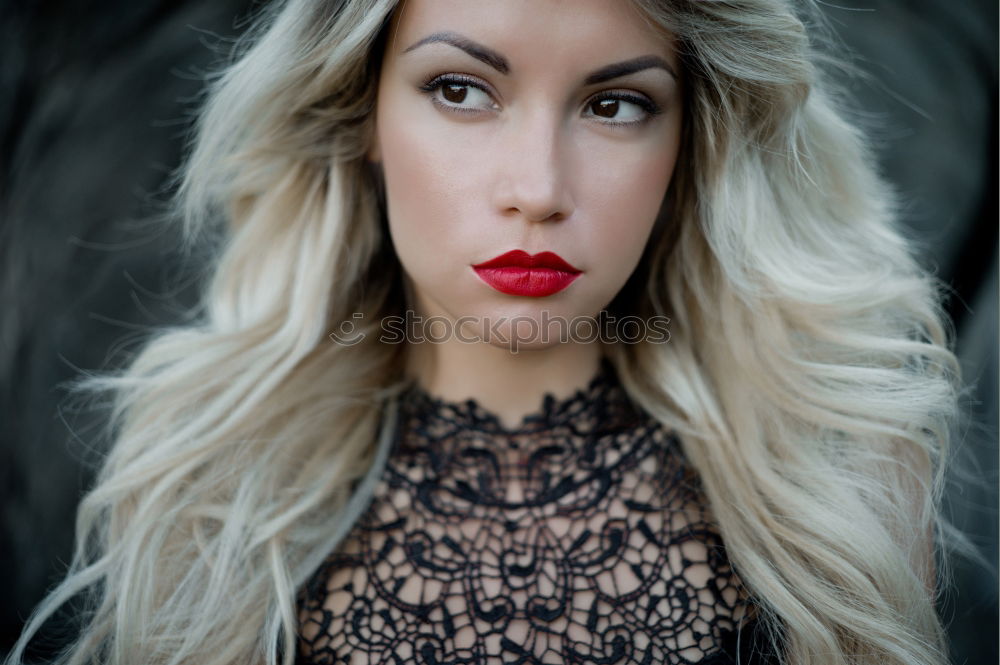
(471, 250), (582, 297)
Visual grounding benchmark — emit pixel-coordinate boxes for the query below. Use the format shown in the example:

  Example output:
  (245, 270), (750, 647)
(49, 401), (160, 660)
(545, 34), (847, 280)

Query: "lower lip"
(473, 267), (581, 297)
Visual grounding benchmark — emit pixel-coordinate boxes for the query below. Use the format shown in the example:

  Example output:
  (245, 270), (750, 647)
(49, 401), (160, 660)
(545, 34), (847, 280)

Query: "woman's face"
(371, 0), (682, 348)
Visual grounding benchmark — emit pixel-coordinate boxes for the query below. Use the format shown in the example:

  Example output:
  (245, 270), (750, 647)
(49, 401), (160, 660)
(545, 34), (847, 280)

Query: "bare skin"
(369, 0), (684, 428)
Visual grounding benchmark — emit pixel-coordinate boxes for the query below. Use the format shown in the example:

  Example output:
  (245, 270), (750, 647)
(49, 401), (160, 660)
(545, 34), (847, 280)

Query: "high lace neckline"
(296, 359), (770, 664)
(398, 356), (641, 439)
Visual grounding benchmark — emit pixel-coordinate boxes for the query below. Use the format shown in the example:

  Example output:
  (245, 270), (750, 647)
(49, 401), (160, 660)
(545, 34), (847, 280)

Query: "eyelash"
(417, 73), (662, 128)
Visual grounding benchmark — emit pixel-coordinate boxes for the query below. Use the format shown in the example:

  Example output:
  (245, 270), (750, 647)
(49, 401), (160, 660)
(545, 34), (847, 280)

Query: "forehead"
(386, 0), (676, 69)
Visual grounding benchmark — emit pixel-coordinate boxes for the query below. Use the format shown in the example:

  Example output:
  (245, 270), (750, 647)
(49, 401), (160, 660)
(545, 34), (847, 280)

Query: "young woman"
(8, 0), (961, 664)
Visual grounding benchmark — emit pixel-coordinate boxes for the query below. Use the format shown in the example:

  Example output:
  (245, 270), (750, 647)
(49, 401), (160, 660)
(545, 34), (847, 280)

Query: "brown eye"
(442, 84), (468, 104)
(420, 75), (498, 113)
(584, 94), (657, 126)
(591, 99), (619, 118)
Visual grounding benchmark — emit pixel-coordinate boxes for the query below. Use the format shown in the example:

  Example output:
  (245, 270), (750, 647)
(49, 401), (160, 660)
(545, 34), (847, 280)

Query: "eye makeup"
(416, 72), (664, 129)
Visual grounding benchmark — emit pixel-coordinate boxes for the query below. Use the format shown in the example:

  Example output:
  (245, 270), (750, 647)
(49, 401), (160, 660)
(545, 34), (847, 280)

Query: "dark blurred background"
(1, 1), (996, 663)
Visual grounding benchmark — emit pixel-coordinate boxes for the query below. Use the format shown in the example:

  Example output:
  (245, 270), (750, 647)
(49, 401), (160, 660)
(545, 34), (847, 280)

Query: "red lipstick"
(471, 250), (582, 297)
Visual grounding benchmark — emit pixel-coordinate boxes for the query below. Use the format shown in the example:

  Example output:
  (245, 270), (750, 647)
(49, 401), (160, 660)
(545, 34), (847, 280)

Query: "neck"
(404, 337), (607, 431)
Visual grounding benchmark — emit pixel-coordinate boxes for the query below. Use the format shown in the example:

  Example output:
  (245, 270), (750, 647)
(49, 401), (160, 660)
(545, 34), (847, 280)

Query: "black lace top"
(296, 358), (777, 664)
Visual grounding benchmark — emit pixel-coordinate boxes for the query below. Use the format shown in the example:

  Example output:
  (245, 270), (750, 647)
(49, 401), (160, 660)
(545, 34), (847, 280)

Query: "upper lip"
(472, 250), (581, 273)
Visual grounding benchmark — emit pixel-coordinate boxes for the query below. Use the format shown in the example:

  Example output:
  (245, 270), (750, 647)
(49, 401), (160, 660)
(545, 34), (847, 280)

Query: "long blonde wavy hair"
(8, 1), (964, 663)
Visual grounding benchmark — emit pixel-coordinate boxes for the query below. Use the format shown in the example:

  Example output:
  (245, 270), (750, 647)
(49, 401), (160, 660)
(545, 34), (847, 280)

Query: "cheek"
(376, 101), (479, 286)
(579, 139), (678, 277)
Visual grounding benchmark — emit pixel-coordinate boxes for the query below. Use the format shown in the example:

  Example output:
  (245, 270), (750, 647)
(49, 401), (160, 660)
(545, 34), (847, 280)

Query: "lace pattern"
(297, 359), (760, 664)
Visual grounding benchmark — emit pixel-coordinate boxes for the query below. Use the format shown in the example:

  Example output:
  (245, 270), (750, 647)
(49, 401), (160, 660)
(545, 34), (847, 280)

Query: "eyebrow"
(402, 31), (678, 83)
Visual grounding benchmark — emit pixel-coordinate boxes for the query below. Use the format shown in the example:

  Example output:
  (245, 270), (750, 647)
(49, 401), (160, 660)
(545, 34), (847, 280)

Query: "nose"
(492, 110), (575, 223)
